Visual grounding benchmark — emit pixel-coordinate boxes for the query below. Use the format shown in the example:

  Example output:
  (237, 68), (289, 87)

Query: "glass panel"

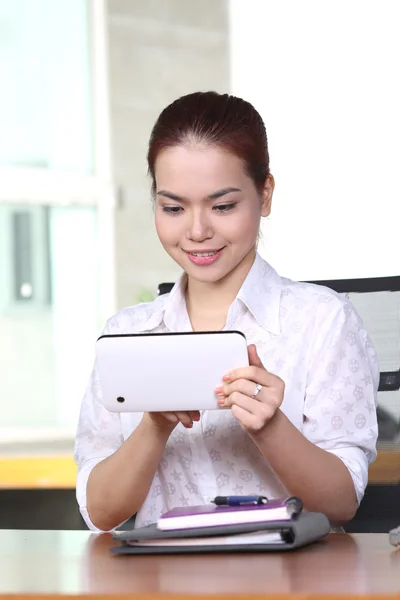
(12, 211), (34, 301)
(0, 203), (99, 429)
(0, 0), (92, 173)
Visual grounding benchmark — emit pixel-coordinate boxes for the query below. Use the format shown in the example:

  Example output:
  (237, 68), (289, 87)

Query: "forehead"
(154, 144), (249, 191)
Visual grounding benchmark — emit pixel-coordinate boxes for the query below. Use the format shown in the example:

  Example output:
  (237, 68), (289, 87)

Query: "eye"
(162, 206), (183, 215)
(213, 203), (237, 213)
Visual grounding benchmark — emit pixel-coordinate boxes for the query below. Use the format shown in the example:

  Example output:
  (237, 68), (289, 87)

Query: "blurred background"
(0, 0), (399, 529)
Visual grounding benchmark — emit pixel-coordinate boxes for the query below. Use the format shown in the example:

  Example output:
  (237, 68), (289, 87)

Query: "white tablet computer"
(96, 331), (249, 413)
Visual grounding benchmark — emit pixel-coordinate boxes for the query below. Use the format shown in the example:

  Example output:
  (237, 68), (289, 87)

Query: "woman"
(75, 91), (379, 532)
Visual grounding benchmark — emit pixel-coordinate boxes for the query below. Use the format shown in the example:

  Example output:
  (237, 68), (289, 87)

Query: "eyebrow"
(156, 187), (242, 202)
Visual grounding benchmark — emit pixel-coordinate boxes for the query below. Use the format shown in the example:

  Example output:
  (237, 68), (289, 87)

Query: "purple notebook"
(157, 498), (302, 531)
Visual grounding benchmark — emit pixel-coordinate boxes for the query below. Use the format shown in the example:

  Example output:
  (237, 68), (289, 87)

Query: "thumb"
(248, 344), (264, 368)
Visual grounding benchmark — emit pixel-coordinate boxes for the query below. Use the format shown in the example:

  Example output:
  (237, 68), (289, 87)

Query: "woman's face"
(154, 143), (273, 285)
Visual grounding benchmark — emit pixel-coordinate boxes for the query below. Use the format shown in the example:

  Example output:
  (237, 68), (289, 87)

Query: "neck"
(185, 249), (256, 331)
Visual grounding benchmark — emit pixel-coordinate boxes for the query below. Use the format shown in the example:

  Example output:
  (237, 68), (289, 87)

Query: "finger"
(174, 411), (194, 428)
(219, 391), (254, 411)
(160, 412), (179, 424)
(248, 344), (263, 368)
(188, 410), (201, 422)
(217, 378), (259, 400)
(221, 391), (275, 420)
(223, 365), (275, 388)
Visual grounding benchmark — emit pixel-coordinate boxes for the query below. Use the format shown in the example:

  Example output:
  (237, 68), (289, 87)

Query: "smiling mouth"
(185, 248), (224, 257)
(183, 247), (225, 266)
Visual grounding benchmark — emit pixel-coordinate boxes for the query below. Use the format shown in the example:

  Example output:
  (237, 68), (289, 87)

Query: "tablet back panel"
(96, 331), (249, 413)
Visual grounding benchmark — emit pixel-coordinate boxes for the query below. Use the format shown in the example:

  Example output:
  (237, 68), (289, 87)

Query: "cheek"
(154, 213), (168, 244)
(224, 208), (260, 240)
(154, 210), (163, 236)
(155, 212), (180, 247)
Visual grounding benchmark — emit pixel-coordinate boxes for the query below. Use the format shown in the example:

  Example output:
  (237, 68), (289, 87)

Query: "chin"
(186, 263), (234, 285)
(187, 271), (225, 284)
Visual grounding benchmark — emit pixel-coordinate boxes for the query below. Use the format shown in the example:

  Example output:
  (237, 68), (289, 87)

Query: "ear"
(260, 174), (275, 217)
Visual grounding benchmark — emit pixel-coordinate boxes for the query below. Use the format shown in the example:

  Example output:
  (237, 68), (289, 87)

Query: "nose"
(186, 208), (213, 242)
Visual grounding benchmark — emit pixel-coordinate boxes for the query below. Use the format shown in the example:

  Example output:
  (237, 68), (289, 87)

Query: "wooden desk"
(0, 530), (398, 599)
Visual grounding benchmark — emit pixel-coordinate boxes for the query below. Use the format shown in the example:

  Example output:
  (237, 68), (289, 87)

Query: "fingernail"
(187, 422), (193, 428)
(215, 385), (223, 394)
(215, 386), (225, 397)
(218, 398), (225, 406)
(223, 373), (231, 382)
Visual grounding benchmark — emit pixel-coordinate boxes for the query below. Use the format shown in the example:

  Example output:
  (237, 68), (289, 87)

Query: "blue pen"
(212, 495), (268, 506)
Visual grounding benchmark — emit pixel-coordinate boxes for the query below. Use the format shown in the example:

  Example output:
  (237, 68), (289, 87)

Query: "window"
(0, 0), (92, 173)
(0, 0), (115, 452)
(0, 205), (51, 310)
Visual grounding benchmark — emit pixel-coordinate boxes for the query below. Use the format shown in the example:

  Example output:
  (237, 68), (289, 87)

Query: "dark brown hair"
(147, 91), (270, 195)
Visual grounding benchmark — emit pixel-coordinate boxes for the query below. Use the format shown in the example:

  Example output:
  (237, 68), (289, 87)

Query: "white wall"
(107, 0), (229, 309)
(230, 0), (400, 281)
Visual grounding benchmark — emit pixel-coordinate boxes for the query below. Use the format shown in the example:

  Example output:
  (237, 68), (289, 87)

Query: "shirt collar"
(162, 252), (282, 335)
(236, 252), (282, 336)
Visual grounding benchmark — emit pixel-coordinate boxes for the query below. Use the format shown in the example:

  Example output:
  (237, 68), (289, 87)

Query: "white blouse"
(75, 253), (379, 531)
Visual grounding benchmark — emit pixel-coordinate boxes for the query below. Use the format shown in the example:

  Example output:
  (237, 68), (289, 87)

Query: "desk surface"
(0, 530), (398, 599)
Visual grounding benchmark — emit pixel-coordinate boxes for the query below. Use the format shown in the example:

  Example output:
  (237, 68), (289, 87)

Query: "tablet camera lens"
(117, 396), (125, 403)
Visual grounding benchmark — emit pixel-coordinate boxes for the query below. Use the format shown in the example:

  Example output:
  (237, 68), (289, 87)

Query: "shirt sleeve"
(74, 320), (126, 532)
(302, 295), (379, 505)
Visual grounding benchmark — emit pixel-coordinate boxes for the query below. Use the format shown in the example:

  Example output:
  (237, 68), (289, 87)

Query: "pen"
(212, 495), (268, 506)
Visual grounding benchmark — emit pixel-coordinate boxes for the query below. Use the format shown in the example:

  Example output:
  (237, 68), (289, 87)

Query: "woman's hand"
(215, 344), (285, 435)
(143, 410), (201, 434)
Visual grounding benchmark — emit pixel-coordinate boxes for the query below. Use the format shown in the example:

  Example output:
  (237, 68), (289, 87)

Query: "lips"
(184, 247), (225, 266)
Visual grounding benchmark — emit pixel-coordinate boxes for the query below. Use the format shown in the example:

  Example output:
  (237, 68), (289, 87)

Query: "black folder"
(111, 512), (330, 554)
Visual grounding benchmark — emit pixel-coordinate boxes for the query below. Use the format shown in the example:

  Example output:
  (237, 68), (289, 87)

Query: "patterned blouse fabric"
(75, 253), (379, 531)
